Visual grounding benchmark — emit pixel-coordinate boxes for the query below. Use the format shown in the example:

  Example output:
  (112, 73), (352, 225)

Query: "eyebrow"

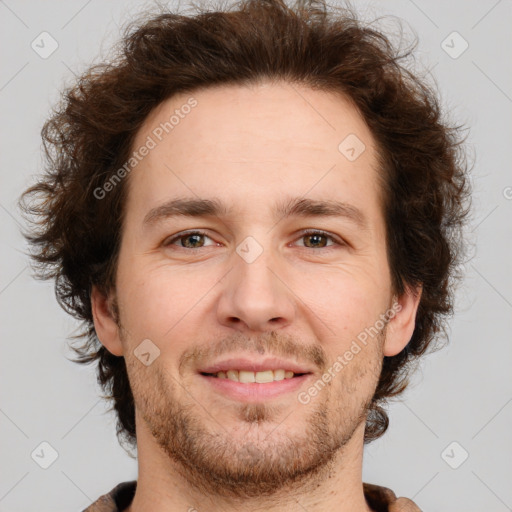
(143, 196), (368, 229)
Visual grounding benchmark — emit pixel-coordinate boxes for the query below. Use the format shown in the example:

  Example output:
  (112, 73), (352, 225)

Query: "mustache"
(178, 330), (327, 375)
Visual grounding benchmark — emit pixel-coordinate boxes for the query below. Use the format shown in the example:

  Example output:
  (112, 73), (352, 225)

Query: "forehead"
(126, 81), (383, 221)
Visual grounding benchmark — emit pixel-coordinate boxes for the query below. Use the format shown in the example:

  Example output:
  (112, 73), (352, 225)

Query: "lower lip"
(199, 373), (312, 401)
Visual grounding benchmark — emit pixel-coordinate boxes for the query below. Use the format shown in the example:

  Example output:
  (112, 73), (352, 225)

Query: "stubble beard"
(125, 330), (384, 499)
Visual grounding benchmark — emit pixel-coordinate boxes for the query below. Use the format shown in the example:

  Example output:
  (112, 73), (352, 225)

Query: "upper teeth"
(215, 369), (295, 383)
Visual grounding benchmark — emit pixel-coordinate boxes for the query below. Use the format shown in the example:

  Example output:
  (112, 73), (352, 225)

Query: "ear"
(383, 284), (422, 357)
(91, 285), (124, 356)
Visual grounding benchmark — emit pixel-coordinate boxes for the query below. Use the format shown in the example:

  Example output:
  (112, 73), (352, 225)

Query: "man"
(21, 0), (470, 510)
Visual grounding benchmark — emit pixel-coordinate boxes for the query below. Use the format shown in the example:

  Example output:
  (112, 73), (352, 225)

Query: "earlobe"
(91, 285), (124, 356)
(383, 284), (422, 357)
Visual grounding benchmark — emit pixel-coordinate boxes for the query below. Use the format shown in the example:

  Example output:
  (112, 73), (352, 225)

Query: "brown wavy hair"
(20, 0), (471, 449)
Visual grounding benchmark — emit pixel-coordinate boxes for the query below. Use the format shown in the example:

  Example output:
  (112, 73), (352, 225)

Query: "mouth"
(200, 369), (309, 382)
(197, 357), (314, 402)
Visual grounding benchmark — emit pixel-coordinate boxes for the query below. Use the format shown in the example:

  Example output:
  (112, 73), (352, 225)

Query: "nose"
(216, 246), (296, 333)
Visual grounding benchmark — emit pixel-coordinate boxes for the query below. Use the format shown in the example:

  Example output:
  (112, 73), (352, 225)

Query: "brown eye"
(164, 230), (216, 249)
(302, 233), (329, 248)
(179, 233), (205, 248)
(295, 230), (341, 250)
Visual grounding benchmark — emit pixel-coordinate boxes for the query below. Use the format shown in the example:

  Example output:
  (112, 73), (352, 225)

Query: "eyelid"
(294, 228), (344, 248)
(163, 229), (215, 248)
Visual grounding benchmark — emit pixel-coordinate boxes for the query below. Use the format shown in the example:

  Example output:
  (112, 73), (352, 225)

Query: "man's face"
(106, 82), (398, 497)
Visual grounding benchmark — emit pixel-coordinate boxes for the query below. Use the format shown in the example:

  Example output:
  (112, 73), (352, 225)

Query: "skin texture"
(92, 81), (421, 512)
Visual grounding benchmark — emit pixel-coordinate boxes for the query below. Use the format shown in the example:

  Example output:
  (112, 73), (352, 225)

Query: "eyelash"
(163, 229), (344, 251)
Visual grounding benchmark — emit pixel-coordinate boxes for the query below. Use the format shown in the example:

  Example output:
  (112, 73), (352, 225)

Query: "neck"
(125, 421), (373, 512)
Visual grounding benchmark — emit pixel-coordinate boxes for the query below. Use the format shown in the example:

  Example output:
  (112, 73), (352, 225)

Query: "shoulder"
(82, 481), (137, 512)
(363, 482), (422, 512)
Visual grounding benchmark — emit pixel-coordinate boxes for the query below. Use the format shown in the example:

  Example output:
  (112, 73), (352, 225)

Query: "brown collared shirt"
(82, 481), (422, 511)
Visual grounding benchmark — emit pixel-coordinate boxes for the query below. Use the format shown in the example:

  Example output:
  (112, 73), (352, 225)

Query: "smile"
(199, 371), (312, 401)
(202, 369), (306, 383)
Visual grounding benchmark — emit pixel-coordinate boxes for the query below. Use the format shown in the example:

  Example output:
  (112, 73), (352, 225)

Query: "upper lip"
(199, 356), (315, 374)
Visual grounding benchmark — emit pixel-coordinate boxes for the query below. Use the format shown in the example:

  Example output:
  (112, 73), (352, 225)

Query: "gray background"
(1, 0), (511, 510)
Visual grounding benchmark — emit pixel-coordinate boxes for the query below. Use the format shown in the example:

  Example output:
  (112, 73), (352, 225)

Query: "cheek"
(290, 262), (388, 337)
(116, 258), (223, 342)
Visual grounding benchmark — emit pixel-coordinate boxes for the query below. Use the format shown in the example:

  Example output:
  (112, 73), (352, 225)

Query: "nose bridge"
(217, 233), (295, 331)
(235, 237), (277, 292)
